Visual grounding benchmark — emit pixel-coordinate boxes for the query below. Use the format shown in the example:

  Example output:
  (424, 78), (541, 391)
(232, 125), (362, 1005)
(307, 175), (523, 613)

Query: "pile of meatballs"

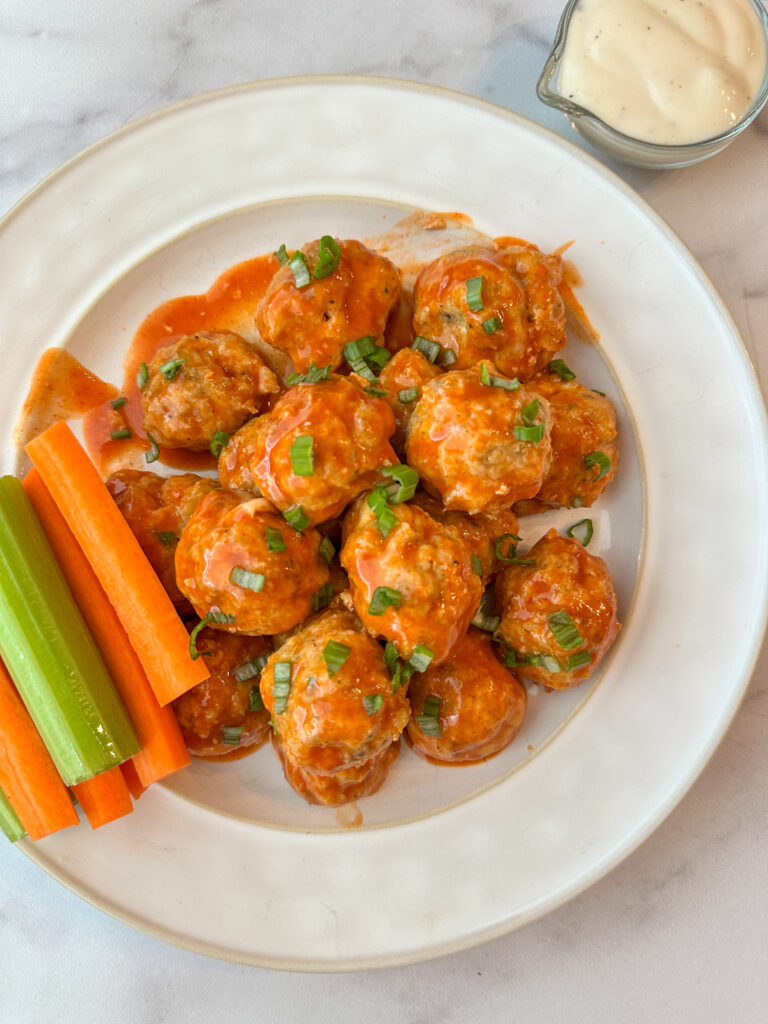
(106, 234), (621, 807)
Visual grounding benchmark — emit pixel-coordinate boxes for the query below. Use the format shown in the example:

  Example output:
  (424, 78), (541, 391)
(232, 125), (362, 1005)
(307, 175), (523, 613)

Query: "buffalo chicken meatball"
(140, 330), (280, 450)
(260, 609), (411, 805)
(218, 375), (396, 524)
(376, 346), (441, 453)
(172, 630), (272, 757)
(494, 529), (620, 690)
(411, 242), (566, 381)
(405, 362), (553, 514)
(255, 238), (400, 373)
(175, 489), (331, 635)
(340, 496), (483, 665)
(406, 629), (527, 763)
(107, 469), (218, 611)
(514, 367), (619, 514)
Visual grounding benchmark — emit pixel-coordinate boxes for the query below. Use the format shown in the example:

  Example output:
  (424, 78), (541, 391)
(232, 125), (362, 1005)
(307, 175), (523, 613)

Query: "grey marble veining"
(1, 2), (767, 1021)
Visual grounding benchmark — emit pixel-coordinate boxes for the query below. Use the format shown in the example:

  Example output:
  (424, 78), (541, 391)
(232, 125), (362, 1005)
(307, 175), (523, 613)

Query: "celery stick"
(0, 786), (26, 843)
(0, 476), (139, 785)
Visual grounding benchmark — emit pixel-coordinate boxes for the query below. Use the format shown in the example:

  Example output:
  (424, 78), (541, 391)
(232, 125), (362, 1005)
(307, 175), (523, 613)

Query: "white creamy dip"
(558, 0), (768, 144)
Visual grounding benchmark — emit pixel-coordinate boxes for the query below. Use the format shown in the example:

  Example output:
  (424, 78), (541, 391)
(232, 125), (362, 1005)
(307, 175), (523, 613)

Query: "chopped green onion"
(289, 251), (311, 288)
(209, 431), (229, 457)
(584, 451), (611, 481)
(0, 477), (140, 785)
(527, 653), (563, 673)
(153, 530), (176, 547)
(110, 428), (132, 440)
(482, 317), (502, 334)
(323, 639), (351, 677)
(411, 336), (441, 363)
(548, 358), (576, 381)
(571, 495), (584, 509)
(416, 695), (442, 736)
(366, 346), (390, 371)
(272, 661), (292, 714)
(368, 586), (403, 616)
(567, 650), (592, 670)
(479, 362), (520, 391)
(344, 336), (390, 380)
(158, 357), (187, 381)
(496, 642), (519, 668)
(283, 504), (311, 532)
(344, 336), (377, 361)
(110, 396), (126, 409)
(313, 235), (341, 280)
(398, 386), (419, 403)
(522, 398), (540, 424)
(265, 525), (287, 553)
(289, 434), (315, 476)
(367, 486), (398, 537)
(391, 659), (414, 692)
(437, 347), (457, 368)
(0, 788), (26, 843)
(494, 534), (533, 565)
(465, 276), (484, 311)
(471, 589), (500, 632)
(471, 554), (483, 576)
(364, 385), (388, 397)
(144, 431), (160, 464)
(318, 535), (335, 565)
(566, 518), (594, 546)
(310, 582), (334, 612)
(221, 725), (242, 746)
(234, 654), (270, 682)
(547, 610), (584, 650)
(409, 644), (434, 673)
(286, 362), (332, 386)
(274, 243), (289, 265)
(363, 694), (383, 715)
(384, 641), (399, 673)
(189, 611), (237, 659)
(381, 464), (419, 504)
(137, 362), (149, 390)
(229, 566), (266, 593)
(514, 423), (546, 443)
(249, 686), (265, 711)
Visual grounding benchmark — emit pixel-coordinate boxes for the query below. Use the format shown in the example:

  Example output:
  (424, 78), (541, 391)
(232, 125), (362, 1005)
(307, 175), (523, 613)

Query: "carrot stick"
(71, 765), (133, 829)
(0, 660), (79, 840)
(119, 760), (147, 800)
(25, 422), (209, 705)
(23, 468), (191, 785)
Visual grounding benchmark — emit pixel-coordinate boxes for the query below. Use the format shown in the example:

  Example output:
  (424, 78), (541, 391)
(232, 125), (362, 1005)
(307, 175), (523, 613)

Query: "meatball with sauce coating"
(514, 367), (619, 514)
(172, 630), (272, 757)
(494, 529), (620, 690)
(256, 238), (401, 373)
(260, 609), (411, 805)
(407, 629), (527, 763)
(218, 375), (397, 524)
(376, 347), (441, 453)
(340, 496), (483, 665)
(405, 362), (553, 514)
(175, 489), (331, 635)
(411, 242), (566, 381)
(107, 469), (218, 612)
(140, 330), (280, 450)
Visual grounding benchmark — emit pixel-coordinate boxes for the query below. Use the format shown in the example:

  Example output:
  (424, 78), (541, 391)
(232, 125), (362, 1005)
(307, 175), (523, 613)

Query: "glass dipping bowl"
(537, 0), (768, 169)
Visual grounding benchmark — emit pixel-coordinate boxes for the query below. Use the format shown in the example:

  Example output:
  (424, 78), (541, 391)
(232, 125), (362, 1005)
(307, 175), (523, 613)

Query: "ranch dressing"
(558, 0), (768, 144)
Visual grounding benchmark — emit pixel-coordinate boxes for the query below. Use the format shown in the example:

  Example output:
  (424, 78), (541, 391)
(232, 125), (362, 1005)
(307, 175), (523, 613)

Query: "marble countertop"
(1, 2), (767, 1020)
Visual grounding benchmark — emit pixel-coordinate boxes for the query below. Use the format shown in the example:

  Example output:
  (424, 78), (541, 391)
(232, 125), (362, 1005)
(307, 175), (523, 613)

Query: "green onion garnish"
(384, 641), (399, 673)
(584, 451), (611, 481)
(153, 530), (176, 547)
(145, 431), (160, 464)
(471, 554), (483, 576)
(318, 535), (335, 566)
(367, 486), (398, 537)
(158, 357), (186, 381)
(286, 362), (332, 386)
(567, 651), (592, 670)
(229, 566), (266, 593)
(409, 644), (434, 673)
(109, 428), (132, 440)
(368, 586), (404, 616)
(392, 659), (414, 692)
(289, 251), (310, 288)
(494, 533), (524, 563)
(310, 582), (334, 612)
(496, 642), (518, 668)
(322, 639), (350, 677)
(513, 420), (546, 443)
(416, 694), (442, 736)
(344, 336), (390, 380)
(479, 362), (520, 391)
(209, 431), (229, 457)
(465, 276), (484, 311)
(233, 654), (270, 682)
(136, 362), (149, 390)
(398, 386), (419, 403)
(547, 610), (584, 650)
(283, 505), (310, 532)
(571, 495), (584, 509)
(381, 464), (419, 504)
(365, 385), (388, 397)
(437, 348), (457, 368)
(249, 686), (265, 711)
(274, 243), (289, 265)
(265, 526), (287, 553)
(471, 589), (500, 632)
(363, 694), (383, 716)
(272, 661), (292, 714)
(313, 235), (341, 280)
(411, 336), (441, 363)
(548, 358), (576, 381)
(289, 434), (315, 476)
(189, 611), (236, 659)
(482, 317), (502, 334)
(566, 518), (594, 546)
(527, 653), (563, 673)
(221, 726), (242, 746)
(110, 396), (126, 409)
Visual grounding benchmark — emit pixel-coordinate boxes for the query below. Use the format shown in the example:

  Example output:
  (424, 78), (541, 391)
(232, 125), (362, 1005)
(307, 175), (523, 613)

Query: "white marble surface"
(1, 1), (767, 1020)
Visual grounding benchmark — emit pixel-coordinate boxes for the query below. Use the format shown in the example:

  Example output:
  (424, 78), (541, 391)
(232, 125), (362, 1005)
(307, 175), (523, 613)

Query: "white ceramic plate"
(1, 78), (766, 970)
